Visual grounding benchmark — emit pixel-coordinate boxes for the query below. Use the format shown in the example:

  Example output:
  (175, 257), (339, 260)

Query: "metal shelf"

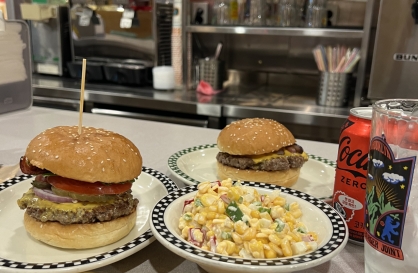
(185, 25), (364, 38)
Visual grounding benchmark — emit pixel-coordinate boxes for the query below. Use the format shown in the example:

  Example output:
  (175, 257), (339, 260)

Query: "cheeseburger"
(17, 126), (142, 249)
(216, 118), (308, 187)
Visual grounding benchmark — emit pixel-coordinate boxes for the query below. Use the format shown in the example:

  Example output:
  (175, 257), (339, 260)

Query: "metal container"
(198, 58), (225, 90)
(368, 0), (418, 100)
(22, 4), (73, 76)
(317, 72), (350, 107)
(103, 63), (152, 86)
(333, 107), (372, 245)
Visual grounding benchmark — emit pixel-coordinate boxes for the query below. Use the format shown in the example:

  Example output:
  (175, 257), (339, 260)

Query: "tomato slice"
(43, 175), (132, 195)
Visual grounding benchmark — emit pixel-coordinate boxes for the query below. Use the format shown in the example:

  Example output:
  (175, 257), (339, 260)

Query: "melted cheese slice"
(18, 188), (111, 212)
(250, 151), (308, 164)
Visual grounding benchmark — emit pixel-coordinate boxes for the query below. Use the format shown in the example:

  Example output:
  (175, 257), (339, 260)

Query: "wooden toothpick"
(78, 58), (86, 135)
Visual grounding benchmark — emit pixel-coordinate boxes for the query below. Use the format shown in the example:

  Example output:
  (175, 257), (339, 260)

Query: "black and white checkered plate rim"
(167, 144), (337, 185)
(0, 166), (178, 271)
(152, 181), (347, 267)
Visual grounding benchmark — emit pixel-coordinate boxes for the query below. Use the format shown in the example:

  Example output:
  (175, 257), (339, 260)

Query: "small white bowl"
(150, 182), (348, 273)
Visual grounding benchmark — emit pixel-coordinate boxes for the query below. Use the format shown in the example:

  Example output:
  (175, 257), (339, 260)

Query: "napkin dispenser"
(0, 13), (32, 115)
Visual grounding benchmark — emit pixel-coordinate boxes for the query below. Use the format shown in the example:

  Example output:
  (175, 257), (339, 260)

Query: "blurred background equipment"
(368, 0), (418, 100)
(20, 1), (72, 76)
(0, 12), (32, 114)
(18, 0), (174, 86)
(2, 0), (394, 144)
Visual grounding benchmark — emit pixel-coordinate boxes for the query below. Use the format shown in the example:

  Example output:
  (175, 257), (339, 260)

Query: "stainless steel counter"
(32, 75), (351, 142)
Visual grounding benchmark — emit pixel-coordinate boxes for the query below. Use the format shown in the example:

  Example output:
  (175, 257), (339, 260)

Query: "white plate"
(150, 182), (348, 273)
(0, 167), (178, 272)
(167, 144), (336, 200)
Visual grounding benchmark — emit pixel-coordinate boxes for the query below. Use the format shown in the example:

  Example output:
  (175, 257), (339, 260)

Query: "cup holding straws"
(312, 45), (360, 107)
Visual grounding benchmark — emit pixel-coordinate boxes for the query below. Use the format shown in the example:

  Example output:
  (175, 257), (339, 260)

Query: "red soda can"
(332, 107), (372, 245)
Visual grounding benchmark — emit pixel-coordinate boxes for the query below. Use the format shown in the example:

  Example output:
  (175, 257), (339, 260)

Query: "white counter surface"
(0, 107), (364, 273)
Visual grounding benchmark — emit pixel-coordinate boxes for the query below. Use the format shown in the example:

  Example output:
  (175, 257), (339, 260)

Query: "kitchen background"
(2, 0), (415, 143)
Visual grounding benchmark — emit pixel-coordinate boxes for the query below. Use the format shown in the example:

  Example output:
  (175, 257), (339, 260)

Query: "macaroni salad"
(178, 179), (318, 259)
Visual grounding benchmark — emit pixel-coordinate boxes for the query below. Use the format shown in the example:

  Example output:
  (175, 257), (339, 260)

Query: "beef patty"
(18, 190), (138, 225)
(216, 145), (307, 171)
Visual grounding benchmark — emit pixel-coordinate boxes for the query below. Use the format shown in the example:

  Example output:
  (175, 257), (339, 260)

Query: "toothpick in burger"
(17, 126), (142, 249)
(216, 118), (308, 187)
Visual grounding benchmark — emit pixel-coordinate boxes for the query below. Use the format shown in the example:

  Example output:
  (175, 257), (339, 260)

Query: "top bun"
(25, 126), (142, 183)
(217, 118), (295, 156)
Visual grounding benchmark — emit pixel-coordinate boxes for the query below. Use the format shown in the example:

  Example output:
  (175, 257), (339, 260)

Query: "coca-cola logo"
(337, 136), (368, 178)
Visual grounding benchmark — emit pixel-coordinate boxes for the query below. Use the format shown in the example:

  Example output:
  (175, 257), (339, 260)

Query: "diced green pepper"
(183, 214), (192, 221)
(225, 201), (244, 222)
(284, 203), (290, 211)
(195, 198), (203, 207)
(221, 231), (232, 240)
(258, 207), (271, 214)
(297, 226), (307, 233)
(238, 196), (243, 204)
(275, 218), (285, 232)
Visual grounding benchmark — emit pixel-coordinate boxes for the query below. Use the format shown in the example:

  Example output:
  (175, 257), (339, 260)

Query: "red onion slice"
(33, 187), (75, 203)
(183, 198), (194, 212)
(209, 236), (217, 252)
(302, 234), (314, 242)
(188, 228), (203, 247)
(220, 194), (231, 204)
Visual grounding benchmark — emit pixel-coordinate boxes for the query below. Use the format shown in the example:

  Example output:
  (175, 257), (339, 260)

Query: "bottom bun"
(217, 162), (300, 188)
(24, 210), (137, 249)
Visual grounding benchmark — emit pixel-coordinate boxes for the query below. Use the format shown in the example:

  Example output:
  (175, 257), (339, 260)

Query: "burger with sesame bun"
(17, 126), (142, 249)
(216, 118), (308, 187)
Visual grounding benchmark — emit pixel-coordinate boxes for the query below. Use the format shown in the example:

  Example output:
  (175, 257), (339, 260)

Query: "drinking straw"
(312, 49), (322, 71)
(335, 56), (346, 73)
(341, 48), (359, 72)
(327, 46), (333, 72)
(344, 55), (361, 73)
(312, 45), (361, 73)
(319, 46), (328, 72)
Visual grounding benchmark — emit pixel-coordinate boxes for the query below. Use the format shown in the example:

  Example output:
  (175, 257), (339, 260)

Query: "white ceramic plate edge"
(0, 166), (178, 272)
(150, 183), (348, 273)
(167, 144), (337, 200)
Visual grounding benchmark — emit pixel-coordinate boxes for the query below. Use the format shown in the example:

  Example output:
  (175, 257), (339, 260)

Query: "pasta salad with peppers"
(178, 179), (318, 259)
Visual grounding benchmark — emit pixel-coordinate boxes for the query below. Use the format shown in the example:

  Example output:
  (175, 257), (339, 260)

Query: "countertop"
(32, 75), (351, 127)
(0, 107), (364, 273)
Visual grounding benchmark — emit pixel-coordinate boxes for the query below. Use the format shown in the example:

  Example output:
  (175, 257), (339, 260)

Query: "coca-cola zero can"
(333, 107), (372, 245)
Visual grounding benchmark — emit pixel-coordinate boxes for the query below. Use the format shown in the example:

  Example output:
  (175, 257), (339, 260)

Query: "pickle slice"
(32, 180), (51, 189)
(51, 186), (116, 203)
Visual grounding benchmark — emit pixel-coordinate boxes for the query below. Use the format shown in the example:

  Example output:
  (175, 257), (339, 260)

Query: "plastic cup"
(365, 99), (418, 273)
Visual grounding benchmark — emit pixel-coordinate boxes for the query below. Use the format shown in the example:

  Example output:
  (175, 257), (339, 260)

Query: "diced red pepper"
(188, 228), (203, 247)
(220, 194), (231, 204)
(183, 198), (194, 212)
(302, 234), (314, 242)
(209, 236), (217, 252)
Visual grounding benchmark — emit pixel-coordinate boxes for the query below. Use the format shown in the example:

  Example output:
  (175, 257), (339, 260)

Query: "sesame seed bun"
(217, 118), (296, 155)
(216, 118), (303, 187)
(23, 210), (137, 249)
(217, 162), (300, 187)
(25, 126), (142, 183)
